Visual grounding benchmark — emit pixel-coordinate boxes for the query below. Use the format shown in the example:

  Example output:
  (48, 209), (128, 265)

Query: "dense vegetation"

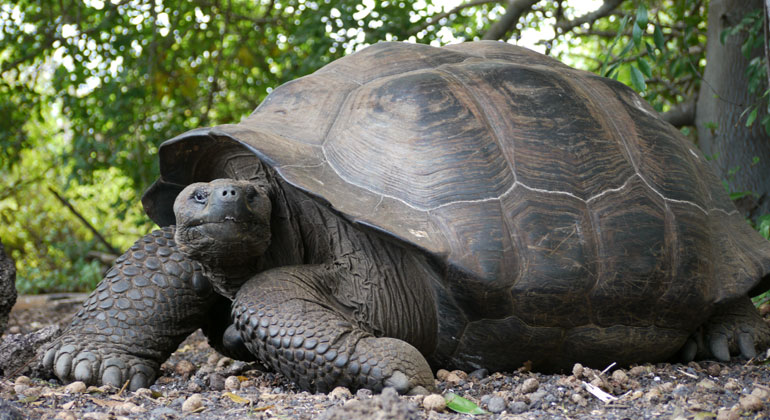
(1, 0), (769, 295)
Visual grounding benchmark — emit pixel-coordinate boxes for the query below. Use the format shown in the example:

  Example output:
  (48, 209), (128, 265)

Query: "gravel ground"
(1, 295), (769, 420)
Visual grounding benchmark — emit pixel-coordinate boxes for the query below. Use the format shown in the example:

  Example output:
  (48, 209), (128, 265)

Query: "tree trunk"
(0, 239), (17, 336)
(696, 0), (770, 219)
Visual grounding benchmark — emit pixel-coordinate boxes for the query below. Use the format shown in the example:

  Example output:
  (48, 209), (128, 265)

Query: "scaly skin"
(232, 266), (435, 394)
(43, 227), (222, 390)
(681, 296), (770, 362)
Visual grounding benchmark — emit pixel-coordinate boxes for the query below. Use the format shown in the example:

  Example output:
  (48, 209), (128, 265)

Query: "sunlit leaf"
(653, 24), (666, 50)
(630, 66), (647, 91)
(637, 58), (652, 78)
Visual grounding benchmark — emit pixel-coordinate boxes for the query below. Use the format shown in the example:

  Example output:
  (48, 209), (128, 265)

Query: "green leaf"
(632, 22), (643, 47)
(630, 66), (647, 91)
(637, 58), (652, 78)
(746, 108), (758, 127)
(653, 24), (665, 50)
(730, 191), (754, 201)
(445, 393), (487, 415)
(636, 4), (648, 27)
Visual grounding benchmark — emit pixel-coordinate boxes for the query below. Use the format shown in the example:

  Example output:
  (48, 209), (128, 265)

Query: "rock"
(224, 375), (240, 391)
(487, 396), (506, 413)
(628, 365), (648, 376)
(644, 388), (661, 402)
(422, 394), (446, 412)
(355, 388), (372, 398)
(0, 324), (60, 377)
(64, 381), (86, 394)
(329, 386), (352, 400)
(572, 363), (584, 378)
(182, 393), (203, 412)
(55, 411), (77, 420)
(739, 394), (763, 412)
(207, 373), (226, 391)
(444, 372), (463, 386)
(717, 406), (742, 420)
(509, 400), (529, 413)
(468, 368), (489, 380)
(0, 240), (17, 336)
(435, 369), (450, 381)
(696, 379), (717, 391)
(521, 377), (539, 394)
(724, 378), (741, 392)
(571, 393), (587, 407)
(751, 387), (769, 400)
(706, 363), (721, 377)
(175, 360), (196, 377)
(611, 369), (628, 385)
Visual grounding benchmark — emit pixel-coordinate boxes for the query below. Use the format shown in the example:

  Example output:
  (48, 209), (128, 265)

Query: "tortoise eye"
(193, 191), (208, 204)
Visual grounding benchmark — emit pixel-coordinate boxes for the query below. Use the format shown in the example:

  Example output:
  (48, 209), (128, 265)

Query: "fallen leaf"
(445, 393), (487, 415)
(222, 392), (251, 404)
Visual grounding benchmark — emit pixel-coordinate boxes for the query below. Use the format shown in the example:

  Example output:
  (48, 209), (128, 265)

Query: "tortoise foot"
(43, 336), (158, 390)
(681, 297), (770, 362)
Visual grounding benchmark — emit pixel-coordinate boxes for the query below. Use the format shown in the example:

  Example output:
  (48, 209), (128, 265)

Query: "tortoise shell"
(144, 41), (770, 367)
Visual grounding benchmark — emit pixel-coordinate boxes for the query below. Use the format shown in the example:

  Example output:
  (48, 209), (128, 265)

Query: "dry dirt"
(0, 294), (769, 420)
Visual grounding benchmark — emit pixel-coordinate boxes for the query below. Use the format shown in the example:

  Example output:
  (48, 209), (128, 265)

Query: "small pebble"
(422, 394), (446, 412)
(611, 369), (628, 385)
(521, 377), (539, 394)
(134, 388), (154, 398)
(696, 379), (717, 391)
(739, 394), (764, 412)
(64, 381), (87, 394)
(14, 376), (31, 386)
(216, 357), (234, 369)
(628, 366), (648, 376)
(435, 369), (450, 381)
(724, 378), (741, 391)
(487, 396), (506, 413)
(224, 376), (241, 391)
(206, 353), (221, 365)
(187, 380), (203, 393)
(717, 406), (742, 420)
(672, 384), (690, 397)
(644, 388), (661, 402)
(355, 388), (372, 398)
(175, 360), (196, 377)
(509, 400), (529, 413)
(444, 372), (463, 386)
(450, 370), (468, 380)
(56, 411), (77, 420)
(706, 363), (721, 377)
(660, 382), (675, 393)
(8, 326), (21, 334)
(208, 373), (226, 391)
(572, 363), (584, 378)
(751, 387), (769, 400)
(82, 413), (111, 420)
(182, 394), (203, 412)
(469, 368), (489, 380)
(329, 386), (352, 400)
(571, 393), (587, 407)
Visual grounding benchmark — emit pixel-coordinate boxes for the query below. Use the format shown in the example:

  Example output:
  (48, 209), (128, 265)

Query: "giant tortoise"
(44, 41), (770, 394)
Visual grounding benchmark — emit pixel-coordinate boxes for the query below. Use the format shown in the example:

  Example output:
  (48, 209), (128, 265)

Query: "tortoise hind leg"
(232, 266), (435, 394)
(681, 296), (770, 362)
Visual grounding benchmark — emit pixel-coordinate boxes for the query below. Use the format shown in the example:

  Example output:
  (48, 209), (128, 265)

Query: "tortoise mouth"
(175, 220), (271, 264)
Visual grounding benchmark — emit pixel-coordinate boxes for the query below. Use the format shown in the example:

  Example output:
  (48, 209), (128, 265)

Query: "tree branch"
(409, 0), (501, 35)
(482, 0), (539, 40)
(48, 187), (119, 255)
(661, 100), (696, 128)
(555, 0), (623, 33)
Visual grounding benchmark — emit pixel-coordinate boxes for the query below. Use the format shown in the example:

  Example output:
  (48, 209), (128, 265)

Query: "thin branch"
(483, 0), (539, 40)
(555, 0), (623, 33)
(48, 187), (119, 255)
(409, 0), (501, 35)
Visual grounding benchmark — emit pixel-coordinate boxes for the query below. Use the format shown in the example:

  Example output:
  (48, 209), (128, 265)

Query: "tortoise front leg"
(232, 266), (435, 394)
(43, 227), (222, 390)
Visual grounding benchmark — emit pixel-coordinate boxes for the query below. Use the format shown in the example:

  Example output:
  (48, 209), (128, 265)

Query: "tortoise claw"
(708, 333), (730, 362)
(737, 332), (756, 359)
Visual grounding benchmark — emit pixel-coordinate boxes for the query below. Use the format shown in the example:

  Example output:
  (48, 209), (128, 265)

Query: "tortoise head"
(173, 178), (272, 275)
